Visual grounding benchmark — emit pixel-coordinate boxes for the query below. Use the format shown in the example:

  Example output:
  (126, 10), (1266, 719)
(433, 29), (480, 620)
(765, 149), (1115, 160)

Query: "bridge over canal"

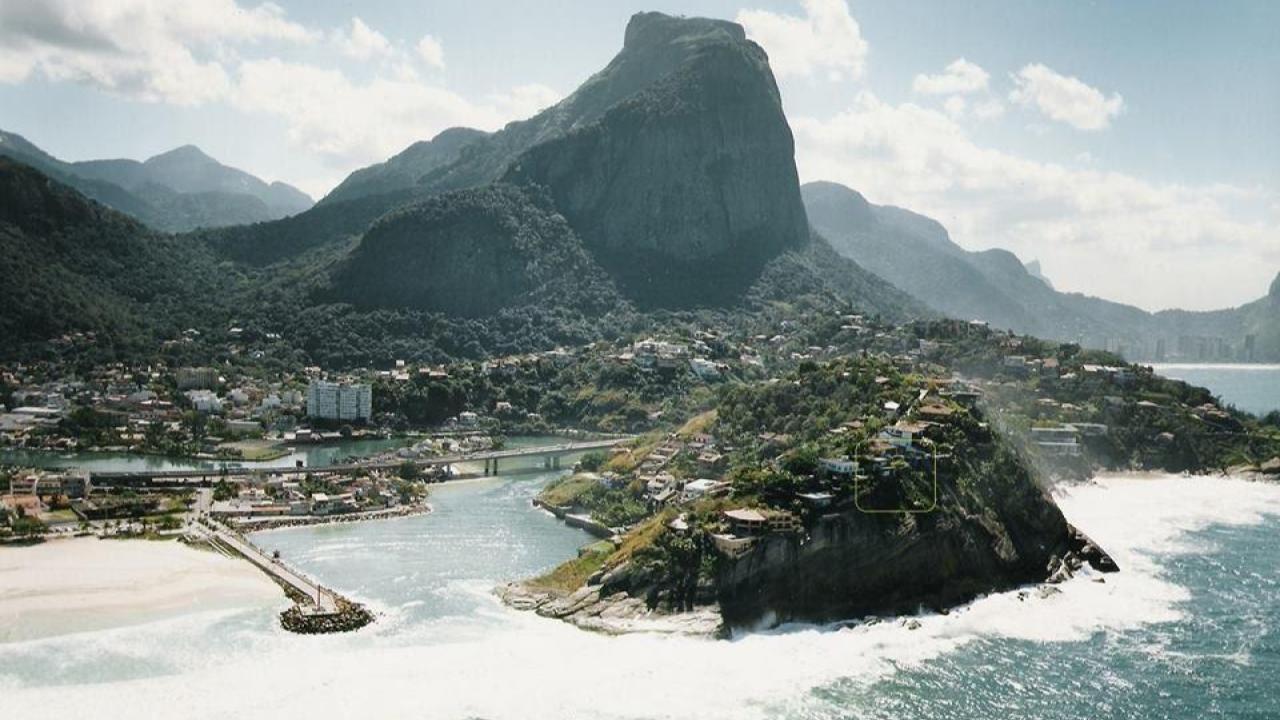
(90, 437), (629, 486)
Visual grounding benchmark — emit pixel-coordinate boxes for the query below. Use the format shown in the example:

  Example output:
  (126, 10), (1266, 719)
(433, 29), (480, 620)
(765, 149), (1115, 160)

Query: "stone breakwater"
(234, 503), (432, 534)
(274, 580), (374, 634)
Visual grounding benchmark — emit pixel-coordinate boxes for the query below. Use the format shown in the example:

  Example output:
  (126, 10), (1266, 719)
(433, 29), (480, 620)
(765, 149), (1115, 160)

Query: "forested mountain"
(802, 180), (1280, 361)
(209, 12), (913, 316)
(0, 13), (923, 369)
(327, 184), (624, 317)
(0, 130), (312, 231)
(0, 157), (229, 356)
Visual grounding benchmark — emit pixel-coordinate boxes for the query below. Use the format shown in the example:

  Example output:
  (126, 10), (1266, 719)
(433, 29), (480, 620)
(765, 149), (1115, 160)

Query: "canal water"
(0, 436), (411, 474)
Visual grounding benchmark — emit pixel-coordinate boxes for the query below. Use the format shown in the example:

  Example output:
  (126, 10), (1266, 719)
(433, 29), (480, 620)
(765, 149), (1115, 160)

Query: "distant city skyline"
(0, 0), (1275, 312)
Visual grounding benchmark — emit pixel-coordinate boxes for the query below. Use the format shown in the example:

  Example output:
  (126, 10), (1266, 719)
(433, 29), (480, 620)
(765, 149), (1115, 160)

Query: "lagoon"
(0, 436), (411, 474)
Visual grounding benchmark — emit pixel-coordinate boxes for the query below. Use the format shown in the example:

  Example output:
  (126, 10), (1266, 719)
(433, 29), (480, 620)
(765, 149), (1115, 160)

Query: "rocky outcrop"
(418, 13), (761, 197)
(504, 15), (808, 307)
(498, 581), (723, 636)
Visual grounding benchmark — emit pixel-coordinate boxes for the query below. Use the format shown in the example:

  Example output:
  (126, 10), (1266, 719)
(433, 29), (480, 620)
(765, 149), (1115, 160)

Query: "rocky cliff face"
(715, 484), (1074, 626)
(417, 13), (758, 197)
(504, 16), (809, 307)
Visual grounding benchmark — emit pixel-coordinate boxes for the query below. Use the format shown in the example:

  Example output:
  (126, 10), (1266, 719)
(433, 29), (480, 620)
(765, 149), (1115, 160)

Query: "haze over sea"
(1150, 364), (1280, 417)
(4, 461), (1279, 719)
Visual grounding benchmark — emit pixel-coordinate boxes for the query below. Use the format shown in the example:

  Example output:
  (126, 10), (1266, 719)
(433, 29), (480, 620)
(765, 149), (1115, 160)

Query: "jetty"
(194, 523), (372, 633)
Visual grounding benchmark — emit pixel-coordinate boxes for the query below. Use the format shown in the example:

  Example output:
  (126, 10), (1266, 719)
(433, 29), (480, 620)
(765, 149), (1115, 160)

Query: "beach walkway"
(194, 524), (338, 614)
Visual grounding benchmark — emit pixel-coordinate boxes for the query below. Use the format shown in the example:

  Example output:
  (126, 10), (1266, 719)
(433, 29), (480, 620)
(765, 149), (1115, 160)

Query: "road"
(91, 437), (629, 484)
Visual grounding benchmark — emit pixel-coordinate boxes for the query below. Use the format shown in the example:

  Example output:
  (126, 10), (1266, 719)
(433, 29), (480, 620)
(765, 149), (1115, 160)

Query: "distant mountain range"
(802, 180), (1279, 362)
(0, 131), (312, 232)
(203, 11), (914, 317)
(0, 12), (919, 366)
(0, 10), (1273, 366)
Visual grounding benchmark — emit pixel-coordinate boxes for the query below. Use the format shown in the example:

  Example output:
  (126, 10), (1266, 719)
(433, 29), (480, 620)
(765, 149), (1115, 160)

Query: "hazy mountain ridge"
(0, 130), (313, 231)
(802, 180), (1279, 361)
(321, 127), (489, 206)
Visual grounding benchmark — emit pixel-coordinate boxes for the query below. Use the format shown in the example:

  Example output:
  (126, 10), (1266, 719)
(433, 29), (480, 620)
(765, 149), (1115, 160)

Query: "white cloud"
(792, 91), (1279, 310)
(912, 58), (989, 95)
(1009, 63), (1123, 131)
(334, 17), (391, 61)
(232, 59), (560, 192)
(737, 0), (867, 81)
(0, 0), (558, 196)
(416, 35), (445, 70)
(943, 96), (966, 118)
(0, 0), (315, 104)
(972, 98), (1006, 120)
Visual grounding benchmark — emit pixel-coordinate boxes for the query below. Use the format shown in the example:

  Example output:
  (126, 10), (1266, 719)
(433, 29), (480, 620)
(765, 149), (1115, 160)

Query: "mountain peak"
(1025, 259), (1054, 289)
(1270, 271), (1280, 299)
(146, 144), (214, 166)
(623, 12), (746, 51)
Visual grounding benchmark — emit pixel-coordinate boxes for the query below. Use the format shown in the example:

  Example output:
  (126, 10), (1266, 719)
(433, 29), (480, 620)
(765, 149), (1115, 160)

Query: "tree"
(12, 514), (46, 538)
(579, 451), (607, 472)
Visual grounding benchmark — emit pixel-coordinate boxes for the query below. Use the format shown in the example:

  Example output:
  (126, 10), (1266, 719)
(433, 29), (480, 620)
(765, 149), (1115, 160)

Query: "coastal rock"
(714, 496), (1073, 627)
(496, 582), (722, 636)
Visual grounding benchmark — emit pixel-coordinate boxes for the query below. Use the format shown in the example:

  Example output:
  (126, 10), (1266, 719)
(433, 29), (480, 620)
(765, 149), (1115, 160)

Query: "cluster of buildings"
(631, 432), (730, 507)
(209, 470), (421, 523)
(611, 336), (735, 380)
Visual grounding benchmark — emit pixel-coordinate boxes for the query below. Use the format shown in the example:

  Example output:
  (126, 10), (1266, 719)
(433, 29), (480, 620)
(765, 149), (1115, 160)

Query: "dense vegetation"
(0, 158), (234, 357)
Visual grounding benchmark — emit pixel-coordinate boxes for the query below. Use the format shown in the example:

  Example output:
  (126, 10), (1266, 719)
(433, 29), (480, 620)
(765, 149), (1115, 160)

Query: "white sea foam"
(5, 474), (1279, 719)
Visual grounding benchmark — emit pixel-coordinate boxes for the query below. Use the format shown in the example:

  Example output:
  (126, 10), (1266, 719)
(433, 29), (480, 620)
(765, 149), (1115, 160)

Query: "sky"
(0, 0), (1276, 313)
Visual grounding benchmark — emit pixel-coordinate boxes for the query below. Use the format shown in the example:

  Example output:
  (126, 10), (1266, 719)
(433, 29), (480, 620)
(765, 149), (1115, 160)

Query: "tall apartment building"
(176, 367), (219, 390)
(306, 381), (373, 422)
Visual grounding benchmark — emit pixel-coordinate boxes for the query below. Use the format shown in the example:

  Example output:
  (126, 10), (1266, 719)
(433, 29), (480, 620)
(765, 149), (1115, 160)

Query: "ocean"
(1149, 363), (1280, 417)
(4, 468), (1279, 719)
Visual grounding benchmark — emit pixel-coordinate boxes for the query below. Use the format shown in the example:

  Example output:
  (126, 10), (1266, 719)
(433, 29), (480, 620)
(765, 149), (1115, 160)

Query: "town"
(5, 311), (1278, 543)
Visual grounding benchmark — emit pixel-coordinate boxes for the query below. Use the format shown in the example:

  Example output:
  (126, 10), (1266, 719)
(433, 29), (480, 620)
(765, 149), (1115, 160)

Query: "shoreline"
(502, 470), (1273, 637)
(0, 535), (280, 644)
(235, 502), (433, 534)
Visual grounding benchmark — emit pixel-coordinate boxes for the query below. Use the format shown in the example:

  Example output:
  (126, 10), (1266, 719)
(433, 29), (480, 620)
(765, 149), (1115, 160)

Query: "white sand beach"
(0, 538), (281, 643)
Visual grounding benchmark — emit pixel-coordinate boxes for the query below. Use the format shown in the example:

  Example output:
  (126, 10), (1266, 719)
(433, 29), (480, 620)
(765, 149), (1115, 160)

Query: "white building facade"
(306, 381), (373, 422)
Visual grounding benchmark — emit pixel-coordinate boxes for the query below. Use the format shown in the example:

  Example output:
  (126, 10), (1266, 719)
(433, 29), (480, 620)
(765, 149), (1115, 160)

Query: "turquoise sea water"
(4, 469), (1279, 720)
(1150, 364), (1280, 417)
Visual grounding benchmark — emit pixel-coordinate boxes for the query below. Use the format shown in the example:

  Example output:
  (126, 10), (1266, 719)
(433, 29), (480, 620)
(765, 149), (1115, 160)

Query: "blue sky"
(0, 0), (1276, 312)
